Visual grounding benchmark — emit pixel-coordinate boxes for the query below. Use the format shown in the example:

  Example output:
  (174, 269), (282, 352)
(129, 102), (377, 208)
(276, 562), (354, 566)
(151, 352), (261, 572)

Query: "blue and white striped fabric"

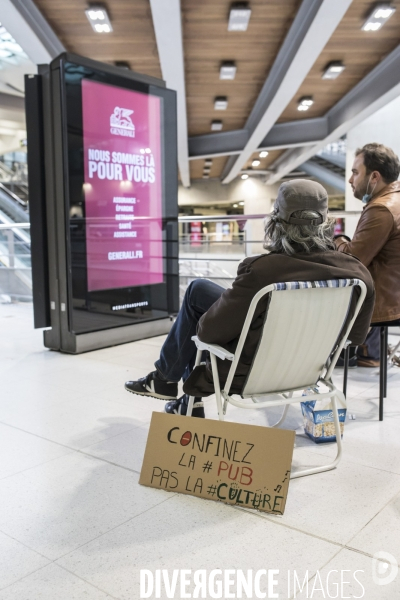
(273, 279), (361, 291)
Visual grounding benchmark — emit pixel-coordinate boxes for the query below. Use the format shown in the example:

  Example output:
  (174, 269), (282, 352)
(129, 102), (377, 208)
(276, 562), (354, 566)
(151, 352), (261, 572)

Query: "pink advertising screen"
(82, 79), (163, 291)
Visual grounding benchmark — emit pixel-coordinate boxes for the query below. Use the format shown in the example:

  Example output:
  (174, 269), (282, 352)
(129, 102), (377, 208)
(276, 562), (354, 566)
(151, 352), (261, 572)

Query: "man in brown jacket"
(125, 179), (374, 417)
(335, 143), (400, 366)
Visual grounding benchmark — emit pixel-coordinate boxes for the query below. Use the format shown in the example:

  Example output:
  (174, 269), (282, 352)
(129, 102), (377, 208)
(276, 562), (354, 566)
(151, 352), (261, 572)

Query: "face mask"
(362, 175), (377, 204)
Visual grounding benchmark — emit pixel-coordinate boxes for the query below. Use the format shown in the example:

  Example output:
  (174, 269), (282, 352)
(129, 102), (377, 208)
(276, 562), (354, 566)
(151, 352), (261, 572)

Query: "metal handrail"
(0, 182), (28, 208)
(0, 213), (362, 302)
(178, 211), (361, 222)
(0, 223), (30, 230)
(0, 210), (363, 231)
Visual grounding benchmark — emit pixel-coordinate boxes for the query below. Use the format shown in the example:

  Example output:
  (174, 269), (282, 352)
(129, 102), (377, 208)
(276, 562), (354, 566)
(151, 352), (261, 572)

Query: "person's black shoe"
(165, 395), (205, 418)
(335, 355), (358, 368)
(125, 371), (178, 400)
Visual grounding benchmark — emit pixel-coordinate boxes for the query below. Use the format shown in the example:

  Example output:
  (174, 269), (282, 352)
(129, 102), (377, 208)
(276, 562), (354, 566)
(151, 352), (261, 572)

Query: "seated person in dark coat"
(125, 179), (375, 418)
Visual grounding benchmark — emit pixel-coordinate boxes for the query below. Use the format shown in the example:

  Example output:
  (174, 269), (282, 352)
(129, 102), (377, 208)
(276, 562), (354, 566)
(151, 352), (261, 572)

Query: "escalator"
(0, 185), (32, 301)
(299, 143), (346, 192)
(0, 182), (29, 222)
(0, 159), (29, 204)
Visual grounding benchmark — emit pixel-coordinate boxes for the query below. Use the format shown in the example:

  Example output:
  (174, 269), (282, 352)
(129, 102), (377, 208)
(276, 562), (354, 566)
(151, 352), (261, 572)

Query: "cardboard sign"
(139, 413), (295, 515)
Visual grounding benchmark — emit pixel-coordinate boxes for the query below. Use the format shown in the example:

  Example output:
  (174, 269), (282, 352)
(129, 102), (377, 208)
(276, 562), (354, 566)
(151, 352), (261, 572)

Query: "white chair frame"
(187, 279), (367, 479)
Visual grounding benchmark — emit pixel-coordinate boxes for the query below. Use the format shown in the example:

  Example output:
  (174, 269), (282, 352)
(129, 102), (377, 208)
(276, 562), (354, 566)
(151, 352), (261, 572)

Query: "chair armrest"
(191, 335), (235, 361)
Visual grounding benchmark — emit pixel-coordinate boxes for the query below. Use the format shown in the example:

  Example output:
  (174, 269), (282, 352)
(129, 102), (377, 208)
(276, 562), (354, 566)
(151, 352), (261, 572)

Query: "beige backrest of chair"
(241, 285), (353, 396)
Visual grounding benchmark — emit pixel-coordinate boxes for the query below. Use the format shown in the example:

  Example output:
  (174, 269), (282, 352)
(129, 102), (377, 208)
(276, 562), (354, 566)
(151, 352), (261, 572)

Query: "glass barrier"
(0, 223), (32, 302)
(0, 212), (361, 305)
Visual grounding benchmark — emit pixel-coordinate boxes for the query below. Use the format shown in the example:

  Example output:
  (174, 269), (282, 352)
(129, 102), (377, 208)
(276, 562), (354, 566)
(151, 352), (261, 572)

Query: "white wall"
(242, 178), (280, 255)
(178, 177), (279, 255)
(345, 94), (400, 236)
(178, 176), (278, 208)
(0, 106), (26, 155)
(0, 130), (27, 155)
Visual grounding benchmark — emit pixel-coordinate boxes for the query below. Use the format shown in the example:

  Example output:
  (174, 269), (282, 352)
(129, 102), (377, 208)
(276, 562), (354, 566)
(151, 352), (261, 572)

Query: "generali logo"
(110, 107), (135, 138)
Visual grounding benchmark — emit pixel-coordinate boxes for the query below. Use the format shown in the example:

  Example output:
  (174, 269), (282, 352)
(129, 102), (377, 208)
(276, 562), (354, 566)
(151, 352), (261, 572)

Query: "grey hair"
(264, 209), (336, 255)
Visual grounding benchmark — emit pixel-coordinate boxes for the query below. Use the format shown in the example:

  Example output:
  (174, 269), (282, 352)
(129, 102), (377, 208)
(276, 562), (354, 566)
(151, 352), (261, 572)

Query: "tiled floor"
(0, 302), (399, 599)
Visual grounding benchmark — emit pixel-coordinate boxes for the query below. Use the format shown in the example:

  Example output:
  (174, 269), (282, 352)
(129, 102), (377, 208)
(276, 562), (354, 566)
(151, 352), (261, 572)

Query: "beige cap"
(274, 179), (328, 225)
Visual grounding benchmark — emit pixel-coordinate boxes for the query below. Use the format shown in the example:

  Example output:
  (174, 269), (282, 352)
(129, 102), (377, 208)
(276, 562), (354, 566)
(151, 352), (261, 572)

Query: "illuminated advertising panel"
(82, 79), (163, 291)
(28, 53), (178, 346)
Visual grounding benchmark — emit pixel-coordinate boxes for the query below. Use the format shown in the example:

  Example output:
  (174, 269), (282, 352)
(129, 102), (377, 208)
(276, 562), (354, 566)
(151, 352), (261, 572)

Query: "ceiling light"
(233, 203), (238, 207)
(203, 174), (210, 179)
(204, 159), (213, 166)
(362, 4), (395, 31)
(322, 61), (345, 80)
(239, 201), (245, 205)
(115, 61), (130, 70)
(214, 96), (228, 110)
(0, 23), (26, 59)
(363, 22), (382, 30)
(252, 159), (260, 167)
(85, 5), (113, 33)
(259, 151), (269, 158)
(203, 167), (211, 173)
(211, 120), (223, 131)
(297, 96), (314, 111)
(220, 61), (237, 80)
(228, 3), (252, 31)
(87, 9), (105, 19)
(1, 41), (23, 54)
(241, 174), (249, 180)
(94, 23), (111, 32)
(373, 6), (395, 18)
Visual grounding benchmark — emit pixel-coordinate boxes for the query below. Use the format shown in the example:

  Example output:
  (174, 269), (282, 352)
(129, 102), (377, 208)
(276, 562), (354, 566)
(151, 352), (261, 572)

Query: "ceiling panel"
(189, 149), (286, 180)
(31, 0), (400, 183)
(182, 0), (301, 136)
(189, 156), (229, 180)
(278, 0), (400, 122)
(33, 0), (162, 78)
(245, 149), (286, 170)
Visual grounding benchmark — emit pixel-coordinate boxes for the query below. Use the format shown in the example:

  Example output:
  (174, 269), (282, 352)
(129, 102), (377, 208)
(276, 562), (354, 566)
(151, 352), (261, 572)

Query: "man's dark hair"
(355, 143), (400, 183)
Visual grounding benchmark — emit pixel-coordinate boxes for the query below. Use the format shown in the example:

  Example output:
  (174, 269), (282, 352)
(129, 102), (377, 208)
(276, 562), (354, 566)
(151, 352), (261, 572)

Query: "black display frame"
(27, 53), (179, 353)
(61, 58), (178, 334)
